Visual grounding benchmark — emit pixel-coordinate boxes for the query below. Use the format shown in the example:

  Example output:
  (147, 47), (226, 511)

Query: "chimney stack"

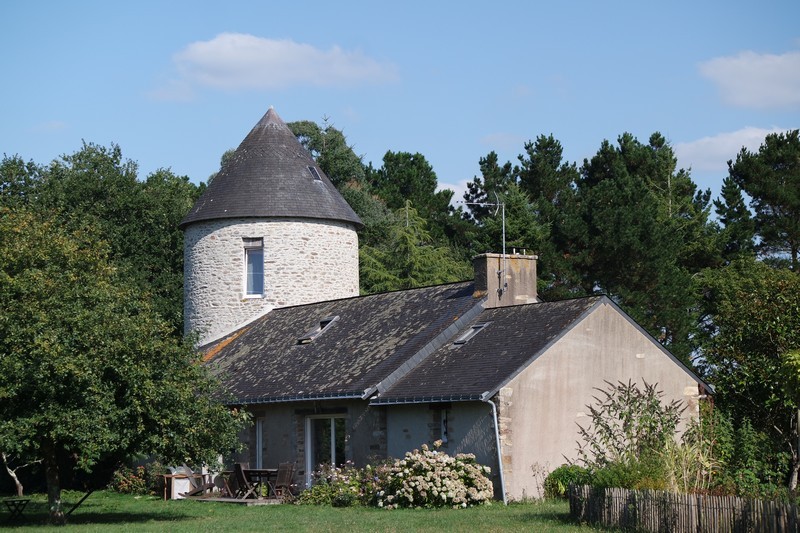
(473, 253), (538, 308)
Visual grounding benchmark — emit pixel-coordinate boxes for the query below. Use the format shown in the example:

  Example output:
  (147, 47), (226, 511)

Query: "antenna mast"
(461, 192), (507, 296)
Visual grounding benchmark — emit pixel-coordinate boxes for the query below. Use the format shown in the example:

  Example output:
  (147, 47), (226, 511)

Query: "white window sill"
(243, 294), (265, 299)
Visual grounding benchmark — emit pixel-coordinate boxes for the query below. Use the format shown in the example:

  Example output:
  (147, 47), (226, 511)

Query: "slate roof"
(206, 288), (710, 406)
(180, 107), (362, 229)
(371, 296), (603, 404)
(205, 282), (485, 404)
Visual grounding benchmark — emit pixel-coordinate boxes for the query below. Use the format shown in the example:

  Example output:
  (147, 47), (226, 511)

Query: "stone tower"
(180, 107), (362, 346)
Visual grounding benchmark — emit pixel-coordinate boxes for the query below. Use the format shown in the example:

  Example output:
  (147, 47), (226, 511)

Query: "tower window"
(243, 238), (264, 297)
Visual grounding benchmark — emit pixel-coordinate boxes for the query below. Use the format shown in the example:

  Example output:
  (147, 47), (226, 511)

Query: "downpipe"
(483, 397), (507, 505)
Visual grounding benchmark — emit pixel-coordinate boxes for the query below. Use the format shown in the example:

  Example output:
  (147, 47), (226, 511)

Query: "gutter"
(481, 392), (507, 505)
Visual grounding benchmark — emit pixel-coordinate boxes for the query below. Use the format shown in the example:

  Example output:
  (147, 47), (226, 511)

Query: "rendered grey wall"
(496, 302), (702, 500)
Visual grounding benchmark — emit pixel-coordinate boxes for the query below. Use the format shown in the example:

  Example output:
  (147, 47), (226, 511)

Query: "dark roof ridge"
(256, 280), (476, 316)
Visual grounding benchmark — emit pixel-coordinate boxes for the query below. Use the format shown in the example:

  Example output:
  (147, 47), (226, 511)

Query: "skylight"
(307, 166), (322, 181)
(453, 322), (490, 345)
(297, 315), (339, 344)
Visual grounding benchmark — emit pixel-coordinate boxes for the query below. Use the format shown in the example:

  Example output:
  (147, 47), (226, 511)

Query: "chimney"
(473, 253), (538, 308)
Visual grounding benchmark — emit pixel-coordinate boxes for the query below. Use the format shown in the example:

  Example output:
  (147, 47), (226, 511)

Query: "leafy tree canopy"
(1, 143), (202, 335)
(696, 258), (800, 489)
(0, 207), (248, 523)
(289, 119), (366, 187)
(728, 129), (800, 270)
(359, 202), (471, 293)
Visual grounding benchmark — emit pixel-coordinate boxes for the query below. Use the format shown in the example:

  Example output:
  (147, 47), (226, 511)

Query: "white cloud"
(674, 126), (788, 172)
(699, 49), (800, 109)
(437, 178), (470, 206)
(163, 33), (398, 93)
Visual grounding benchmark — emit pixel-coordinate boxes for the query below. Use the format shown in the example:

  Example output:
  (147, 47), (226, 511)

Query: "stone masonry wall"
(184, 217), (359, 345)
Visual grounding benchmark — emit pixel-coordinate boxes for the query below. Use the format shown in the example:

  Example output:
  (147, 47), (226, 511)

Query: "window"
(297, 315), (339, 344)
(243, 238), (264, 297)
(453, 322), (490, 345)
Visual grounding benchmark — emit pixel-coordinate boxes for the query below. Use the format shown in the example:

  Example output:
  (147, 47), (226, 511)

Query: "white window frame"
(243, 238), (264, 298)
(304, 414), (346, 487)
(255, 417), (264, 469)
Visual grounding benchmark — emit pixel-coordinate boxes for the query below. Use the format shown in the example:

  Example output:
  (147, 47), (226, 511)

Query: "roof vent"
(297, 315), (339, 344)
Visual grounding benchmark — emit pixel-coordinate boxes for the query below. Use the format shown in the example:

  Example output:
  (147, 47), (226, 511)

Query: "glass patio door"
(304, 416), (345, 486)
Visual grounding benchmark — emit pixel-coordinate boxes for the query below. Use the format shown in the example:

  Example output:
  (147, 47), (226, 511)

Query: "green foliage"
(713, 176), (756, 263)
(289, 119), (366, 187)
(109, 465), (148, 495)
(0, 154), (42, 208)
(544, 465), (591, 499)
(463, 151), (516, 222)
(569, 133), (713, 361)
(590, 457), (668, 491)
(573, 380), (688, 493)
(1, 143), (202, 336)
(377, 443), (494, 509)
(576, 380), (684, 469)
(297, 462), (369, 506)
(108, 460), (167, 496)
(728, 129), (800, 270)
(0, 207), (249, 521)
(359, 203), (471, 293)
(695, 258), (800, 489)
(298, 445), (493, 510)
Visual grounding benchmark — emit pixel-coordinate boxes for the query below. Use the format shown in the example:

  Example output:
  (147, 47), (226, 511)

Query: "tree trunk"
(1, 452), (24, 497)
(42, 442), (65, 525)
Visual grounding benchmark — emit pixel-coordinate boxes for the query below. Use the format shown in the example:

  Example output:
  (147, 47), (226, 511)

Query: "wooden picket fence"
(569, 484), (799, 532)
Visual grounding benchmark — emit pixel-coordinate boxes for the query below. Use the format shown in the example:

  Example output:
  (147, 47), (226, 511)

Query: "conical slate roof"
(180, 107), (362, 229)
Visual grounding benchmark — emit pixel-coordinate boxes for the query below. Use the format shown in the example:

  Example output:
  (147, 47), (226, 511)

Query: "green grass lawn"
(1, 491), (604, 532)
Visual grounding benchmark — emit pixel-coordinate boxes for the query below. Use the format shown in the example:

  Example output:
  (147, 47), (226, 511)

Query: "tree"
(474, 182), (548, 256)
(0, 208), (248, 523)
(515, 136), (583, 299)
(462, 151), (515, 222)
(713, 176), (756, 263)
(289, 119), (367, 187)
(728, 129), (800, 270)
(570, 134), (700, 361)
(14, 143), (202, 335)
(696, 258), (800, 490)
(359, 202), (471, 293)
(0, 154), (42, 208)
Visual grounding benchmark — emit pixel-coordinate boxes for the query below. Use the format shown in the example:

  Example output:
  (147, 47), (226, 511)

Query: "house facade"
(183, 107), (710, 500)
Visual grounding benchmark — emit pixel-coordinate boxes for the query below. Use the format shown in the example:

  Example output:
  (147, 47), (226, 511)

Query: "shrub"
(577, 380), (683, 470)
(299, 443), (494, 509)
(297, 462), (366, 506)
(544, 465), (591, 499)
(108, 460), (166, 495)
(377, 443), (494, 509)
(109, 465), (148, 495)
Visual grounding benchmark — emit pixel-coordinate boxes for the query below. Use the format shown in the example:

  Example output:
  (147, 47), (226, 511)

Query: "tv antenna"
(460, 192), (507, 296)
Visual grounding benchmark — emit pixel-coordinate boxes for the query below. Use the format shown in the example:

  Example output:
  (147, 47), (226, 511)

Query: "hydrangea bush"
(299, 442), (494, 509)
(377, 443), (494, 509)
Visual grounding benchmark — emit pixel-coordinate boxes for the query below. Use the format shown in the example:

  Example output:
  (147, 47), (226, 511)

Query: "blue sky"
(2, 1), (798, 203)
